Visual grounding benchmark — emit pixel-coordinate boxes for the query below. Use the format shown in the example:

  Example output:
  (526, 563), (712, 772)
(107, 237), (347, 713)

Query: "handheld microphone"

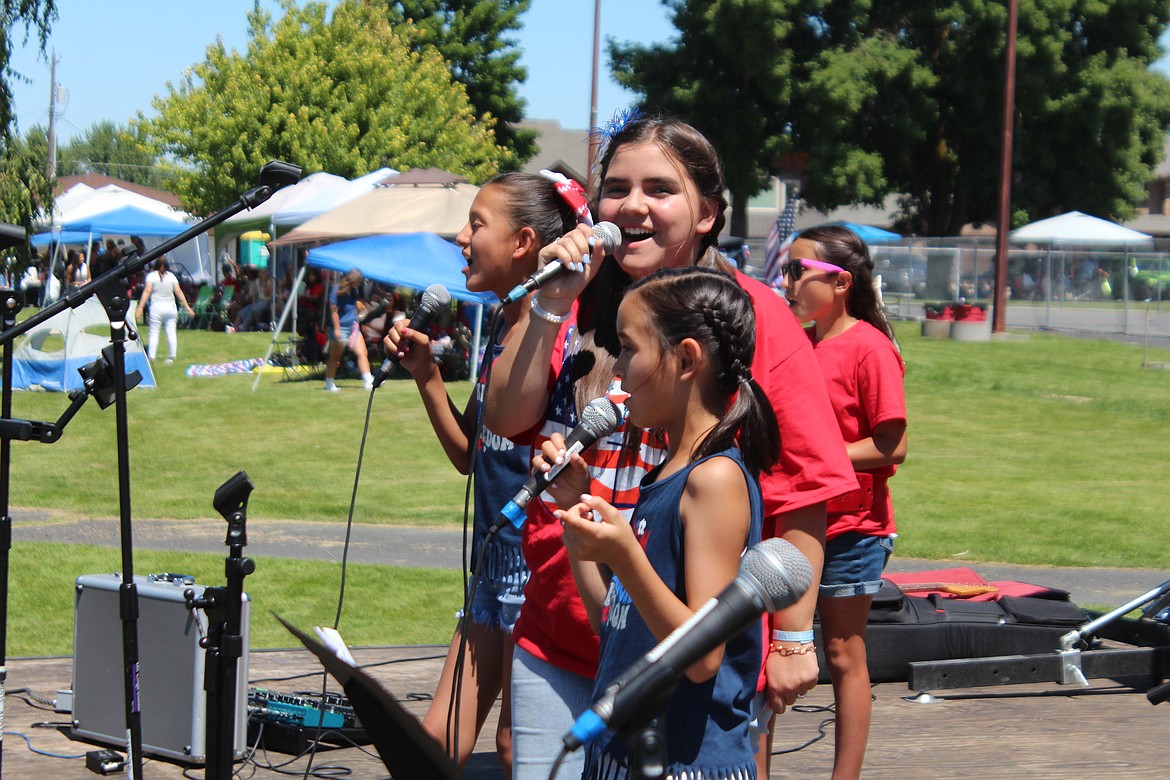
(490, 396), (625, 533)
(370, 283), (451, 389)
(500, 222), (621, 305)
(563, 537), (813, 751)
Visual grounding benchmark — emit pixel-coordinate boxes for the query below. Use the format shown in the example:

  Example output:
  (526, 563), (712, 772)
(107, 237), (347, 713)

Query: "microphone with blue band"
(563, 537), (813, 751)
(490, 396), (626, 533)
(500, 222), (622, 306)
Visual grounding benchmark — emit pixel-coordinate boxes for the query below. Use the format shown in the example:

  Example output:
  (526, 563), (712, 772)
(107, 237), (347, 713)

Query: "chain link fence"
(870, 238), (1170, 340)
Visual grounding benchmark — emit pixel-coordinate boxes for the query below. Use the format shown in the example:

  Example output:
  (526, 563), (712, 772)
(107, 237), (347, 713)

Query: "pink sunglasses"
(781, 258), (846, 281)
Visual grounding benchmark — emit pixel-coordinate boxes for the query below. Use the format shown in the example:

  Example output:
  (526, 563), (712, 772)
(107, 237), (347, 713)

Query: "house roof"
(518, 119), (590, 184)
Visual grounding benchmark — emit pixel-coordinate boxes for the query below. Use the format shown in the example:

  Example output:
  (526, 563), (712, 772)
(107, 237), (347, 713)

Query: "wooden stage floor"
(3, 644), (1167, 779)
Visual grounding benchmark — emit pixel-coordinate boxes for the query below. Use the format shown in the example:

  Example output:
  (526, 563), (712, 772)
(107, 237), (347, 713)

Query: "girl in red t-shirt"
(781, 224), (907, 780)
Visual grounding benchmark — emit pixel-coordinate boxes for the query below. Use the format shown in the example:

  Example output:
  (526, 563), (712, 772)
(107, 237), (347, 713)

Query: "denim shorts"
(463, 542), (528, 633)
(819, 532), (895, 598)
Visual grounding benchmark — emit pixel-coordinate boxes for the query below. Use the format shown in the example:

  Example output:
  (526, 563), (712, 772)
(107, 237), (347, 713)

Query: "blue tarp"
(307, 233), (496, 305)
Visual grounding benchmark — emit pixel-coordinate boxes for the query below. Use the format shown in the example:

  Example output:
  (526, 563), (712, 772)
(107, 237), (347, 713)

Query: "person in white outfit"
(137, 256), (194, 364)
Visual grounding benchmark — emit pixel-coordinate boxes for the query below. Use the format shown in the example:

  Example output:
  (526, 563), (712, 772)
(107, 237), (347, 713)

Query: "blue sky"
(9, 0), (676, 144)
(12, 3), (1170, 147)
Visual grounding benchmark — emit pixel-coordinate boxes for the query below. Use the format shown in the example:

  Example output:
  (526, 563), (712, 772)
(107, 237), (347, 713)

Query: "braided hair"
(626, 266), (780, 476)
(797, 225), (897, 345)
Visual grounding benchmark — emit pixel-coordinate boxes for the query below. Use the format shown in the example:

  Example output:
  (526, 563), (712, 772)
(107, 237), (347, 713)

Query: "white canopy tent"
(271, 169), (478, 246)
(1010, 211), (1154, 247)
(36, 183), (213, 289)
(271, 167), (398, 227)
(1010, 211), (1156, 309)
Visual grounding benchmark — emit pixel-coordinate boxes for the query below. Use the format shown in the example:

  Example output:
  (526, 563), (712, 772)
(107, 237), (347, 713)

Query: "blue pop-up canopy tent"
(307, 232), (494, 305)
(301, 233), (494, 378)
(59, 204), (189, 236)
(33, 205), (206, 302)
(824, 221), (902, 244)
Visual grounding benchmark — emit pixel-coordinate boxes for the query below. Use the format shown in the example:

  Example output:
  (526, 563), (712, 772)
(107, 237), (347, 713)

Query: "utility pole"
(46, 50), (58, 180)
(587, 0), (601, 191)
(992, 0), (1019, 333)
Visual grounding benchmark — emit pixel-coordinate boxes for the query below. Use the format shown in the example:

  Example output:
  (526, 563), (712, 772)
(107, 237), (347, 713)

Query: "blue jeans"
(511, 646), (594, 780)
(820, 533), (895, 598)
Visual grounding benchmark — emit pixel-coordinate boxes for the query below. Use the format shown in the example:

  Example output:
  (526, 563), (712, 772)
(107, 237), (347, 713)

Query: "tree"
(613, 1), (1170, 236)
(57, 120), (168, 188)
(383, 1), (537, 169)
(609, 0), (804, 238)
(0, 0), (55, 144)
(0, 125), (52, 267)
(795, 0), (1170, 234)
(0, 0), (56, 236)
(143, 0), (504, 216)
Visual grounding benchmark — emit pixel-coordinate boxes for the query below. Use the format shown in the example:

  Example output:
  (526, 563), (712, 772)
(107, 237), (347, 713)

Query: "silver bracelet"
(530, 295), (571, 325)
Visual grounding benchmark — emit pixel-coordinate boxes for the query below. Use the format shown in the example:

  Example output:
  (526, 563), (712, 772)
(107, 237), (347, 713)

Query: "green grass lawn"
(4, 320), (1170, 656)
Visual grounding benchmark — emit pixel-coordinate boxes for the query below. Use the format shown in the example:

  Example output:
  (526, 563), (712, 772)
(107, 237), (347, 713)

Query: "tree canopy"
(383, 0), (536, 169)
(0, 0), (55, 144)
(611, 0), (1170, 236)
(57, 120), (166, 189)
(610, 0), (801, 238)
(0, 0), (56, 234)
(144, 0), (505, 216)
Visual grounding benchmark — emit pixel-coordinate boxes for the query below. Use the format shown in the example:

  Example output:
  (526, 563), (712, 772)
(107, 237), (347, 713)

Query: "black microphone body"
(500, 222), (621, 305)
(563, 538), (813, 750)
(490, 396), (624, 532)
(370, 284), (450, 388)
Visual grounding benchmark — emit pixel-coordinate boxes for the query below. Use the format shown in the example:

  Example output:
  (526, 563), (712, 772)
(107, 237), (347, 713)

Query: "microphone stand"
(0, 160), (301, 780)
(0, 286), (22, 779)
(186, 471), (255, 780)
(614, 693), (673, 780)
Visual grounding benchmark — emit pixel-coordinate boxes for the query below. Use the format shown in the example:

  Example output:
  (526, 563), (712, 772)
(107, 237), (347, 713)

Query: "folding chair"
(191, 285), (216, 329)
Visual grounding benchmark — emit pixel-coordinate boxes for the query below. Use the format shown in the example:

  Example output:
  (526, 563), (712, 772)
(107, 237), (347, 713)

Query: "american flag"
(762, 191), (799, 288)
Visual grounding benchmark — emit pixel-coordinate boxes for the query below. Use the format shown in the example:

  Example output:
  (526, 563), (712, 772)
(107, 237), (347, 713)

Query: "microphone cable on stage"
(296, 289), (488, 779)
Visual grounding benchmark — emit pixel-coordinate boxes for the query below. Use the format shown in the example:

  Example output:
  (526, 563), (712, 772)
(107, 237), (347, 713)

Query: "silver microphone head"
(421, 283), (452, 310)
(740, 538), (814, 613)
(593, 222), (622, 254)
(580, 396), (625, 438)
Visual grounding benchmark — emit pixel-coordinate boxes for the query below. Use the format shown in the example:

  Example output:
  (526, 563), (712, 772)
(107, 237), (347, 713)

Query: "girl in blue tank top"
(539, 266), (781, 779)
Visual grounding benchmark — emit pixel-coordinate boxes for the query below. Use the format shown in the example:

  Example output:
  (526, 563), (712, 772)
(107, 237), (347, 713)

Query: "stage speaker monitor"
(71, 573), (251, 764)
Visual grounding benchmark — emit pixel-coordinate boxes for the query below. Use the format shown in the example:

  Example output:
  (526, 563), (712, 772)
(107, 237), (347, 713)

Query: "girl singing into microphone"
(546, 266), (778, 778)
(484, 117), (855, 779)
(384, 171), (579, 773)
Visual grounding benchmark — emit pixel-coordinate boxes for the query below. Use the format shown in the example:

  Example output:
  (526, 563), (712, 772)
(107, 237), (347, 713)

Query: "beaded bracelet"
(530, 295), (571, 325)
(772, 629), (815, 644)
(769, 642), (817, 657)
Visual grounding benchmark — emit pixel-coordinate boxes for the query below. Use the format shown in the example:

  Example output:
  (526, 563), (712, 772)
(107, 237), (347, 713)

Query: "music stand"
(274, 614), (465, 780)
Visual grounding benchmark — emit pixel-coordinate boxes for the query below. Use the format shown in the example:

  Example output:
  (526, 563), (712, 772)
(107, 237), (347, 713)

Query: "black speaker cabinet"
(71, 573), (251, 764)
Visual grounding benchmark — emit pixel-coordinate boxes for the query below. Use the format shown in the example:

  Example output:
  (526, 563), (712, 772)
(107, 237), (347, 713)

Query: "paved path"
(13, 509), (1168, 610)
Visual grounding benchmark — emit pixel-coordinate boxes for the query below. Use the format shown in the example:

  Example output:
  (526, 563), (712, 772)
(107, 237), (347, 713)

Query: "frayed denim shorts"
(819, 532), (895, 598)
(460, 541), (529, 634)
